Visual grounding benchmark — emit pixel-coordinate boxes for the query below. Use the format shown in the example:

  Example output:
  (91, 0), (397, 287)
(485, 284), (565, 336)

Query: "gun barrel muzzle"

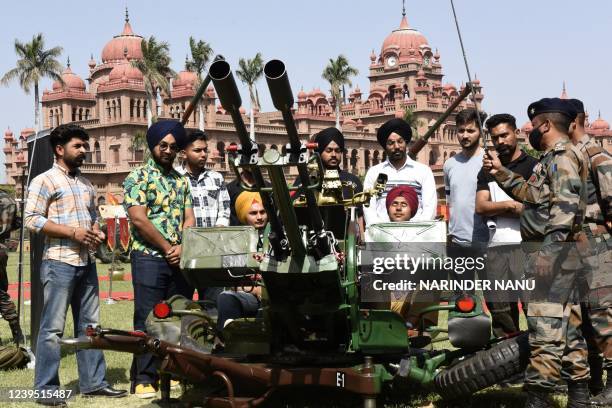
(209, 60), (242, 112)
(264, 59), (294, 111)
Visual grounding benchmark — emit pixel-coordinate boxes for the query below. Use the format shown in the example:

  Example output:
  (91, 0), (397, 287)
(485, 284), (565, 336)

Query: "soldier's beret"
(567, 99), (585, 114)
(376, 118), (412, 147)
(527, 98), (577, 121)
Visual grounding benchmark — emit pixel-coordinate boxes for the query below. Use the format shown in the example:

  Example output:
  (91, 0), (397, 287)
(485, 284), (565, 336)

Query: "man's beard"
(65, 154), (85, 168)
(497, 145), (516, 162)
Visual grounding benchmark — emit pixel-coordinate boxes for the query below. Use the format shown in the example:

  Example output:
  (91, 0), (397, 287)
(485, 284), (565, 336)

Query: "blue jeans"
(130, 251), (193, 385)
(216, 290), (261, 332)
(34, 260), (108, 393)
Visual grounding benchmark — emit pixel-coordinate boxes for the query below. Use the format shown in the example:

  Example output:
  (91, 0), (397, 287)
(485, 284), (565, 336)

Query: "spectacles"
(158, 142), (179, 152)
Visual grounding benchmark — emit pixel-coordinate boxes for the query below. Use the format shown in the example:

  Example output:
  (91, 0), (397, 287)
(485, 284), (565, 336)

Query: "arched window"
(342, 150), (348, 170)
(106, 101), (111, 120)
(112, 100), (117, 119)
(257, 143), (265, 157)
(387, 85), (396, 102)
(72, 107), (77, 122)
(85, 109), (90, 120)
(364, 149), (371, 168)
(217, 141), (226, 163)
(450, 151), (456, 158)
(373, 150), (380, 165)
(136, 100), (141, 118)
(84, 142), (92, 163)
(270, 144), (278, 151)
(94, 141), (101, 163)
(78, 108), (83, 121)
(429, 150), (436, 165)
(350, 149), (358, 169)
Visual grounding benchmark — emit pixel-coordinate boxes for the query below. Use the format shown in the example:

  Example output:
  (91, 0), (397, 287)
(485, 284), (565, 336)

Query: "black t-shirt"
(477, 150), (538, 193)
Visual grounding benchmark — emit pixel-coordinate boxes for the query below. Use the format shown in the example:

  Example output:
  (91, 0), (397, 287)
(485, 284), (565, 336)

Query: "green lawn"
(0, 252), (568, 407)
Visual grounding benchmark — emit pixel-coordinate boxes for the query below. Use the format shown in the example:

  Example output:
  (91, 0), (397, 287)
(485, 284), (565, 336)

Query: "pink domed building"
(5, 8), (494, 203)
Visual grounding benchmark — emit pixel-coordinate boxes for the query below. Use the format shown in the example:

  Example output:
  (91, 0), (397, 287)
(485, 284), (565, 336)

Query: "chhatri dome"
(591, 111), (610, 131)
(101, 8), (143, 64)
(52, 58), (86, 91)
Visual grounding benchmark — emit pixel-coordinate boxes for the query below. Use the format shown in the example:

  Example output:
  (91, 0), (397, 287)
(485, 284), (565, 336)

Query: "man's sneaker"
(134, 384), (157, 399)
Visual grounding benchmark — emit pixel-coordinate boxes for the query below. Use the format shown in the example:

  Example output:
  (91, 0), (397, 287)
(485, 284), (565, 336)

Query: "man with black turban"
(122, 120), (195, 398)
(363, 118), (437, 227)
(293, 127), (364, 230)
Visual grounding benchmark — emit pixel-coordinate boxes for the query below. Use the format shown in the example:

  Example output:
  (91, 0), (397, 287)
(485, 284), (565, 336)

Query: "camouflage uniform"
(0, 190), (23, 344)
(574, 135), (612, 399)
(493, 139), (589, 390)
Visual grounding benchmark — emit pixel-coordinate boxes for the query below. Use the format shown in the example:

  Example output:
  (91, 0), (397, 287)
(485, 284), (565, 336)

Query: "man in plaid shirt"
(177, 130), (230, 228)
(25, 124), (127, 404)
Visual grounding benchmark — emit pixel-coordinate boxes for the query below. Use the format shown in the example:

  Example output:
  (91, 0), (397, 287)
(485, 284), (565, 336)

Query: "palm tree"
(186, 36), (213, 130)
(1, 33), (63, 132)
(403, 107), (425, 138)
(236, 53), (264, 140)
(129, 129), (149, 162)
(131, 36), (175, 127)
(322, 55), (358, 130)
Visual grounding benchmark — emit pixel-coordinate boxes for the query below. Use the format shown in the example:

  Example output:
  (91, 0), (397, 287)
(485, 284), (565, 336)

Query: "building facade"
(4, 11), (611, 202)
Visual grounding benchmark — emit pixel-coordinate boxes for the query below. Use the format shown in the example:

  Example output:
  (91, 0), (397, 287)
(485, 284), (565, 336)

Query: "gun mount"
(61, 60), (528, 407)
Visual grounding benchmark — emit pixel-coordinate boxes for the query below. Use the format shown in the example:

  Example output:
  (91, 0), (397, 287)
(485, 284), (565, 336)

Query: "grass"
(0, 252), (568, 407)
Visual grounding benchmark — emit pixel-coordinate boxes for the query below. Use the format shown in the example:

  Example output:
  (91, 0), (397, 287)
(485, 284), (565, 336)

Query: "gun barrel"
(264, 60), (326, 240)
(181, 55), (224, 126)
(209, 59), (287, 259)
(408, 83), (473, 159)
(263, 59), (300, 150)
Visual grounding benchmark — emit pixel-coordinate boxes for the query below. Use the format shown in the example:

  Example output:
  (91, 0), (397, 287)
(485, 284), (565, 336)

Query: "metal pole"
(105, 216), (118, 305)
(17, 166), (26, 346)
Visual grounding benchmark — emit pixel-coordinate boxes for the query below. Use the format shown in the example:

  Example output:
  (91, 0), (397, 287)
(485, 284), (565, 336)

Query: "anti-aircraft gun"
(60, 60), (528, 407)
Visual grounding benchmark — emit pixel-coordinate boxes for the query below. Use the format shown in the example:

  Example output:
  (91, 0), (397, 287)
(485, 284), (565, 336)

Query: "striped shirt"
(177, 165), (230, 228)
(24, 163), (97, 266)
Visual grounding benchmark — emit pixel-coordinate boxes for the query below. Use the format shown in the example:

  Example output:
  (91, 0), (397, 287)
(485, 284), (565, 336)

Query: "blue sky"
(1, 0), (610, 181)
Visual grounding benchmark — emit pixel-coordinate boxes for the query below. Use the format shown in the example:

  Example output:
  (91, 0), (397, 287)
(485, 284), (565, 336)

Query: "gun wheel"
(433, 332), (529, 400)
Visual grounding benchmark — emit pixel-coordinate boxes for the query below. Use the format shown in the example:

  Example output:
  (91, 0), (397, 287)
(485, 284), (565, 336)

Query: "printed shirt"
(363, 156), (438, 227)
(24, 163), (97, 266)
(177, 165), (230, 228)
(123, 159), (193, 257)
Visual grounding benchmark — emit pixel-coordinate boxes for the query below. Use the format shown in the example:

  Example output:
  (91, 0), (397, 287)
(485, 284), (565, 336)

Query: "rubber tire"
(434, 332), (529, 400)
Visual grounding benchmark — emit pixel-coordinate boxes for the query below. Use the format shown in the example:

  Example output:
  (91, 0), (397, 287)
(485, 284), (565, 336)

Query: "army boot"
(524, 389), (554, 408)
(9, 319), (24, 345)
(567, 381), (589, 408)
(589, 353), (604, 397)
(591, 369), (612, 407)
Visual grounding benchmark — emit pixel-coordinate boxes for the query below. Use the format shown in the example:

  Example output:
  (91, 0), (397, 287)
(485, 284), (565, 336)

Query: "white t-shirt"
(487, 181), (522, 246)
(363, 157), (437, 226)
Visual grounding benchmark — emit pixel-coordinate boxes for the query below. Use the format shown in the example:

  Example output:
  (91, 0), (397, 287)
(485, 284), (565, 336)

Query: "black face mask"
(529, 122), (546, 151)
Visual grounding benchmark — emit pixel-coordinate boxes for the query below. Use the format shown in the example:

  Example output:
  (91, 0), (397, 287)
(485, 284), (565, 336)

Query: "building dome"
(108, 60), (143, 82)
(101, 15), (143, 64)
(4, 128), (13, 139)
(297, 88), (307, 100)
(239, 106), (246, 114)
(521, 121), (533, 133)
(381, 16), (429, 58)
(52, 63), (86, 91)
(591, 112), (610, 131)
(173, 70), (197, 88)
